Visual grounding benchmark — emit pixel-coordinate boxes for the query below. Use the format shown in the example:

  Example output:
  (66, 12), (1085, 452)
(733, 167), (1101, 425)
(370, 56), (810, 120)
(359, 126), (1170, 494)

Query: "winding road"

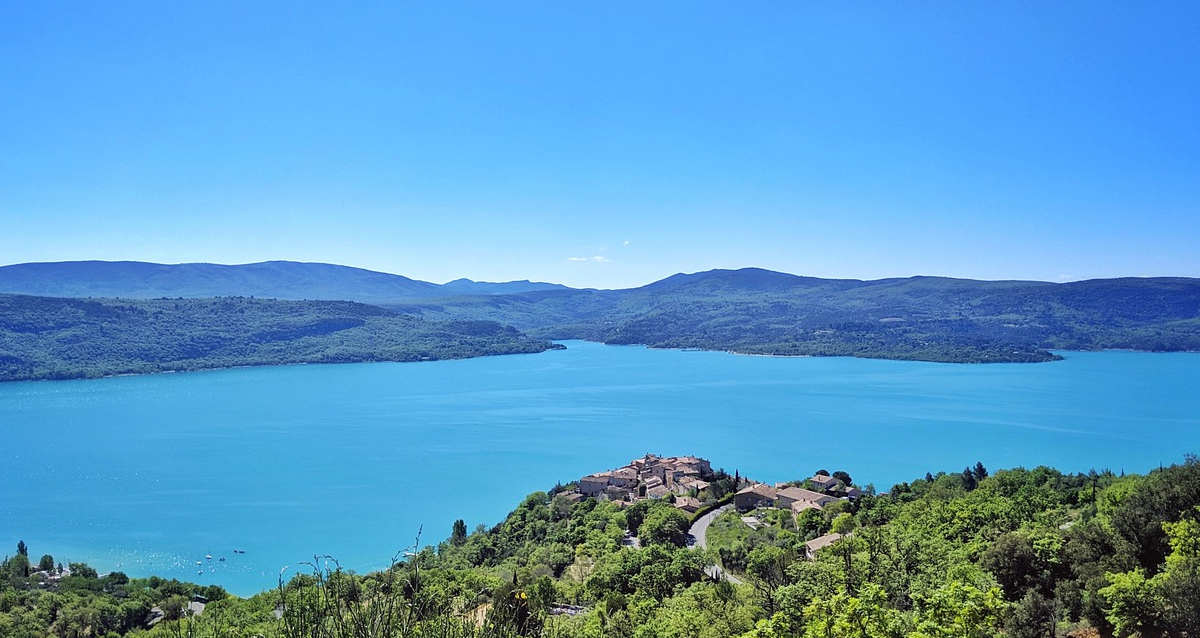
(688, 504), (745, 585)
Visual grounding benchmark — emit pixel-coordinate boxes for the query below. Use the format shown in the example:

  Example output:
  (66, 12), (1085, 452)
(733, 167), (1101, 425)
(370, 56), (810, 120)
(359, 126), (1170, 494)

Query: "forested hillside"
(0, 294), (560, 382)
(3, 458), (1197, 637)
(393, 270), (1200, 363)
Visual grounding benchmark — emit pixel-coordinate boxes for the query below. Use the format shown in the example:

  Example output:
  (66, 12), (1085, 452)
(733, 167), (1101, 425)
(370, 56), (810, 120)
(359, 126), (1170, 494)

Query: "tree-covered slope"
(4, 457), (1197, 637)
(391, 269), (1200, 363)
(0, 293), (561, 382)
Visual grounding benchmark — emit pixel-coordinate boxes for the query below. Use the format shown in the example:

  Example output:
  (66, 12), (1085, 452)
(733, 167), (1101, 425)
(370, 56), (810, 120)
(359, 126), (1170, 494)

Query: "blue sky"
(2, 2), (1197, 289)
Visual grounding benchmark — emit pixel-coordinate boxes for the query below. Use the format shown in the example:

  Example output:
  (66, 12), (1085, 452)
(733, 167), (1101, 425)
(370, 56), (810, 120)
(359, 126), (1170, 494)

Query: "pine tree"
(451, 519), (468, 545)
(962, 467), (978, 491)
(973, 461), (988, 481)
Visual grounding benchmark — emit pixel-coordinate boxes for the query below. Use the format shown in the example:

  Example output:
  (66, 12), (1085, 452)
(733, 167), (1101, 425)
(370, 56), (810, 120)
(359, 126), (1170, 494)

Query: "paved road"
(688, 504), (744, 585)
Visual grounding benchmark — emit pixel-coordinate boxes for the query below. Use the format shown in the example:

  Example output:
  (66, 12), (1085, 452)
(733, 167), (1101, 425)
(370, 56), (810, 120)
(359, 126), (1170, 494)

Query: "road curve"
(688, 504), (744, 585)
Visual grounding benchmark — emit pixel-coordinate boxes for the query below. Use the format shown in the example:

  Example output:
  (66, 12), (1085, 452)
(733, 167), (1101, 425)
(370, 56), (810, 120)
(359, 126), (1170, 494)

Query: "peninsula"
(0, 293), (561, 382)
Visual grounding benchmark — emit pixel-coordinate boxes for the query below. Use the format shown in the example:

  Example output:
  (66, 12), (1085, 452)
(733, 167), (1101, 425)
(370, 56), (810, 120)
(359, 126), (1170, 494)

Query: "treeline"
(0, 294), (562, 382)
(4, 457), (1198, 636)
(0, 549), (233, 637)
(600, 317), (1064, 363)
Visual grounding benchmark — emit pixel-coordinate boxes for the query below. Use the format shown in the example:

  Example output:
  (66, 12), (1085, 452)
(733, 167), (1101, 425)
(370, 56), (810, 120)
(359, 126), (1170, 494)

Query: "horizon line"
(0, 258), (1195, 290)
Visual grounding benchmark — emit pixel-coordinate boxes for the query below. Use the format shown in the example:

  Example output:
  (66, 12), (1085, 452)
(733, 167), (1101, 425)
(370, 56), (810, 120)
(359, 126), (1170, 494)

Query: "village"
(567, 454), (863, 561)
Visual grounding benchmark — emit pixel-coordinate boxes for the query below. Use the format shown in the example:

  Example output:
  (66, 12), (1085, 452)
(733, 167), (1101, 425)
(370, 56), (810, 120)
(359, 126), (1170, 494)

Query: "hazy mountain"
(440, 278), (570, 295)
(0, 261), (571, 303)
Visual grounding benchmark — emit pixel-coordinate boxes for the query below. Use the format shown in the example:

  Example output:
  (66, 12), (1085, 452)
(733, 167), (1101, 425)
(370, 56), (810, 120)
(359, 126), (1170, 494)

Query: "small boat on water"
(206, 554), (212, 560)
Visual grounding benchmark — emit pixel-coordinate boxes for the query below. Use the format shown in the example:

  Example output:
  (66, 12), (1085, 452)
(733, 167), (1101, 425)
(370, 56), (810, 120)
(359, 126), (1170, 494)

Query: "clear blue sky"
(2, 2), (1198, 289)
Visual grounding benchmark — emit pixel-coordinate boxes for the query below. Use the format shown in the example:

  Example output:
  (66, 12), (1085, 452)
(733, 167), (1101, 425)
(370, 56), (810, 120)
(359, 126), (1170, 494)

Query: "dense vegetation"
(0, 294), (561, 382)
(394, 269), (1200, 363)
(4, 458), (1197, 636)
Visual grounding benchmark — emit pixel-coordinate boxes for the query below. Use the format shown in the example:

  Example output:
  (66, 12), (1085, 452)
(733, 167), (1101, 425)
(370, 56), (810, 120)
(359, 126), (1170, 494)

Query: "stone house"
(804, 532), (843, 559)
(810, 474), (843, 491)
(776, 486), (839, 511)
(674, 497), (701, 513)
(579, 473), (612, 497)
(611, 467), (639, 488)
(734, 483), (777, 512)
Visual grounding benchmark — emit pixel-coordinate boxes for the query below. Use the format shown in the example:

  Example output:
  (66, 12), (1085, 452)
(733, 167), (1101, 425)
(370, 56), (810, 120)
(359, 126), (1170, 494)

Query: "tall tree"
(961, 467), (978, 491)
(638, 507), (691, 548)
(973, 462), (989, 481)
(451, 519), (468, 545)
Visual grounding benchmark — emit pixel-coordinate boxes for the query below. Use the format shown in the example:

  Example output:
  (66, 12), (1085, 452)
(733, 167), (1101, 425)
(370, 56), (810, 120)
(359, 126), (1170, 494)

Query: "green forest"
(4, 457), (1197, 637)
(0, 294), (562, 382)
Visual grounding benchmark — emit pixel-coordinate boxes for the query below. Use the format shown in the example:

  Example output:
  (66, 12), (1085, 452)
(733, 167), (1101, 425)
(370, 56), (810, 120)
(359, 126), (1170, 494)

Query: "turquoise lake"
(2, 341), (1199, 595)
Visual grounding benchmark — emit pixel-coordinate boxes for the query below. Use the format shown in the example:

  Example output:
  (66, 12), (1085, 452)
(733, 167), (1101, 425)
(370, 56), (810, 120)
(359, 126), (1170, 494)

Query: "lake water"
(2, 341), (1199, 595)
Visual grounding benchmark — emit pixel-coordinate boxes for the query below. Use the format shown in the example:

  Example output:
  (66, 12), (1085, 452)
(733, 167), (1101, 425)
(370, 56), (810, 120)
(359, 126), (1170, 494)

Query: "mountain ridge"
(0, 260), (568, 302)
(5, 259), (1197, 300)
(4, 260), (1200, 364)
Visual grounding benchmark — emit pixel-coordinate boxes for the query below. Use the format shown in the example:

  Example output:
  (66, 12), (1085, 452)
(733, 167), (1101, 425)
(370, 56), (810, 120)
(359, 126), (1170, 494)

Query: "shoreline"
(725, 350), (812, 358)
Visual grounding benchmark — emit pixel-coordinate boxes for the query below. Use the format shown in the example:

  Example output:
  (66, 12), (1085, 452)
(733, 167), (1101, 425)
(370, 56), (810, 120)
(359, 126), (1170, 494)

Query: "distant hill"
(0, 261), (567, 303)
(440, 277), (570, 295)
(5, 262), (1200, 364)
(0, 293), (561, 382)
(389, 268), (1200, 363)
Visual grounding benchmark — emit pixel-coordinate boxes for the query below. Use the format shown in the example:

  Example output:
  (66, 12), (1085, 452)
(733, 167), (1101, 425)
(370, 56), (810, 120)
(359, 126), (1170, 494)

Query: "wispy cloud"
(567, 256), (610, 263)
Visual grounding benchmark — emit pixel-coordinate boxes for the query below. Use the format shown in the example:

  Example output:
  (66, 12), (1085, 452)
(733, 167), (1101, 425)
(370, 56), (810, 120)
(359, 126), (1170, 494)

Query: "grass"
(705, 508), (795, 552)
